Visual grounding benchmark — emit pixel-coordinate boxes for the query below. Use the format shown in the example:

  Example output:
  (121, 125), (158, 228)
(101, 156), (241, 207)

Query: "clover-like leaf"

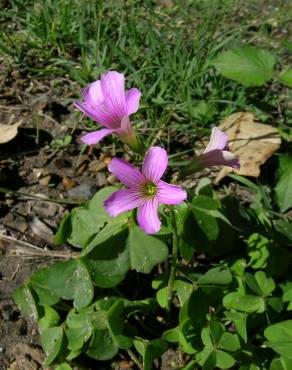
(213, 46), (276, 86)
(41, 326), (63, 365)
(223, 292), (265, 313)
(13, 284), (38, 320)
(39, 306), (60, 331)
(128, 226), (168, 273)
(275, 155), (292, 212)
(265, 320), (292, 359)
(279, 69), (292, 88)
(30, 259), (93, 309)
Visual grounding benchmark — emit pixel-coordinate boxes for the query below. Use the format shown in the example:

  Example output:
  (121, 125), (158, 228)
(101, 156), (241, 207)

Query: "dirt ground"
(0, 65), (111, 369)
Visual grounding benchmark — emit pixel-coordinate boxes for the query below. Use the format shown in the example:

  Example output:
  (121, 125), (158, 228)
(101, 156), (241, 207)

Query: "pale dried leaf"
(215, 112), (281, 182)
(0, 121), (22, 144)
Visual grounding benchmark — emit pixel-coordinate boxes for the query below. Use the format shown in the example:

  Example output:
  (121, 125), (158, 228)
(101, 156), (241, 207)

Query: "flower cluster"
(75, 71), (240, 234)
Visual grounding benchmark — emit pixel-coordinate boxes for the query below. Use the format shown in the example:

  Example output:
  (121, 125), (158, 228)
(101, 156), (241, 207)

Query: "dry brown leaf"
(0, 120), (22, 144)
(215, 112), (281, 183)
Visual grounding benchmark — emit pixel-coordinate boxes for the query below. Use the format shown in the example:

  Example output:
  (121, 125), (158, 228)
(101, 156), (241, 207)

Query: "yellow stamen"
(142, 182), (157, 198)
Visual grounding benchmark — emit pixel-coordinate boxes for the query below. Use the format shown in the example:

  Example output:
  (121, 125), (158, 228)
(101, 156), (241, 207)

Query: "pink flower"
(183, 127), (240, 175)
(104, 147), (187, 234)
(201, 127), (240, 168)
(74, 71), (143, 153)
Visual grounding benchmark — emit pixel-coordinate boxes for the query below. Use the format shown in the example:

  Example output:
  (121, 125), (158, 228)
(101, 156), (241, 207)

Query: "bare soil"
(0, 65), (113, 369)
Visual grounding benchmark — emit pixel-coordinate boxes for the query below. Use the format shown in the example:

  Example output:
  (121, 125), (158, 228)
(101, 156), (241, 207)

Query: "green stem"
(122, 130), (145, 155)
(180, 157), (204, 177)
(126, 349), (143, 370)
(166, 209), (179, 310)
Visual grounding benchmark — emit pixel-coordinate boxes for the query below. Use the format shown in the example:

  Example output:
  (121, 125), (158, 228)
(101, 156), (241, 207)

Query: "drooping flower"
(104, 146), (187, 234)
(74, 71), (143, 153)
(183, 127), (240, 175)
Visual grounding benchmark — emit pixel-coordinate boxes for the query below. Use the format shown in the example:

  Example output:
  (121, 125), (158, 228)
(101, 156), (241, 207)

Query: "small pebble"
(96, 172), (107, 187)
(16, 318), (27, 335)
(39, 174), (51, 186)
(68, 183), (97, 200)
(18, 221), (28, 233)
(76, 163), (88, 175)
(107, 174), (117, 185)
(62, 176), (77, 190)
(29, 216), (53, 243)
(88, 160), (107, 172)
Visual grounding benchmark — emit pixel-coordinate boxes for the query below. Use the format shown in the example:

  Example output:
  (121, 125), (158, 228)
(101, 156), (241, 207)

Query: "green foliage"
(128, 225), (168, 273)
(197, 321), (240, 369)
(279, 70), (292, 88)
(134, 339), (168, 370)
(224, 311), (247, 342)
(2, 0), (291, 151)
(82, 231), (130, 288)
(65, 186), (127, 248)
(191, 195), (221, 240)
(223, 292), (266, 313)
(55, 365), (72, 370)
(39, 306), (60, 331)
(13, 284), (38, 320)
(212, 46), (276, 86)
(270, 357), (292, 370)
(41, 327), (64, 366)
(30, 259), (94, 309)
(275, 155), (292, 212)
(51, 135), (72, 149)
(265, 321), (292, 358)
(246, 233), (270, 269)
(13, 170), (292, 369)
(197, 267), (232, 286)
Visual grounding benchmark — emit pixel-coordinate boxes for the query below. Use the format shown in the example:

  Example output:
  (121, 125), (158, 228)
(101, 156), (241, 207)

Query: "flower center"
(142, 182), (157, 198)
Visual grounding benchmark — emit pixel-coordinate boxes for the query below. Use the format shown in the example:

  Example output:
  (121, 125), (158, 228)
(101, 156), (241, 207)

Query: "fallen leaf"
(215, 112), (281, 182)
(0, 121), (22, 144)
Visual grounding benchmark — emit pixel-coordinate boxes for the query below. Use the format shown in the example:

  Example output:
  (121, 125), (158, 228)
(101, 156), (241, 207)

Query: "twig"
(166, 208), (179, 311)
(3, 263), (20, 281)
(0, 187), (81, 205)
(0, 234), (79, 259)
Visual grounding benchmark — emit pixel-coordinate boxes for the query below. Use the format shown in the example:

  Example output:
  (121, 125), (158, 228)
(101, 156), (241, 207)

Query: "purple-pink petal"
(83, 80), (104, 106)
(74, 101), (99, 123)
(137, 198), (161, 234)
(120, 116), (132, 135)
(75, 71), (142, 142)
(115, 117), (137, 146)
(101, 71), (127, 118)
(203, 127), (229, 153)
(221, 151), (240, 169)
(74, 101), (119, 129)
(157, 181), (187, 205)
(108, 158), (145, 188)
(104, 189), (143, 217)
(80, 128), (114, 145)
(126, 88), (141, 115)
(200, 149), (240, 169)
(142, 146), (168, 183)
